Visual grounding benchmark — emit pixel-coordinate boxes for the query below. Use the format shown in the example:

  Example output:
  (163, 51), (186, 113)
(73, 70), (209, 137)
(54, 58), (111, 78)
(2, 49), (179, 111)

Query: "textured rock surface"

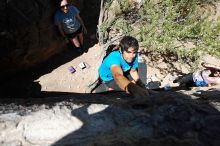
(0, 1), (220, 145)
(0, 89), (220, 146)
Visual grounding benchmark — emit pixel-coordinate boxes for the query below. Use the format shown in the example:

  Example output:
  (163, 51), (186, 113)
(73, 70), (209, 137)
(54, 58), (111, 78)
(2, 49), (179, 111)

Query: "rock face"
(0, 0), (85, 76)
(0, 89), (220, 146)
(0, 1), (220, 145)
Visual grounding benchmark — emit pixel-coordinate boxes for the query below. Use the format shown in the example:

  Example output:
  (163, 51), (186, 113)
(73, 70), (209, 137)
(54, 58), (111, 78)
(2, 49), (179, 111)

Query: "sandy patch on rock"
(36, 44), (101, 93)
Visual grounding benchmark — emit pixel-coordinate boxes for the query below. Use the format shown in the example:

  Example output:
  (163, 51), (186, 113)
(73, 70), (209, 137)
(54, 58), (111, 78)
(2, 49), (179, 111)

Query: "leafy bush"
(101, 0), (220, 67)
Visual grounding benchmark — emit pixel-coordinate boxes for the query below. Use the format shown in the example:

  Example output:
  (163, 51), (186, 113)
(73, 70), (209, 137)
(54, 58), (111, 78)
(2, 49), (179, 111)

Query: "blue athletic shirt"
(54, 5), (81, 34)
(98, 50), (138, 82)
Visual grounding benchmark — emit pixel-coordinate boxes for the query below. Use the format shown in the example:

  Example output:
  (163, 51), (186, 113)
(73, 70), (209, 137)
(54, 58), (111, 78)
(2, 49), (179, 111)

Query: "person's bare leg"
(78, 32), (84, 46)
(70, 37), (80, 48)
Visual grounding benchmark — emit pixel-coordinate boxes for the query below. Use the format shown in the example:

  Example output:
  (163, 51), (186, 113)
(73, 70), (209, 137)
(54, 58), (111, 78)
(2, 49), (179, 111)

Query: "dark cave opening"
(0, 0), (101, 98)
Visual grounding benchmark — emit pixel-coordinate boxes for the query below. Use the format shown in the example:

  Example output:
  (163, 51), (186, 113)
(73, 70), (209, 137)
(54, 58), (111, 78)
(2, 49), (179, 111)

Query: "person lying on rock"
(54, 0), (87, 53)
(174, 62), (220, 87)
(95, 36), (154, 102)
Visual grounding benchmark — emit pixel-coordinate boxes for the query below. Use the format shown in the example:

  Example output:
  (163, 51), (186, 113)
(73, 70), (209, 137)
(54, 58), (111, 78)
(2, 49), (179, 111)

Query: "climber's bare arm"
(206, 77), (220, 85)
(110, 65), (130, 92)
(129, 69), (140, 82)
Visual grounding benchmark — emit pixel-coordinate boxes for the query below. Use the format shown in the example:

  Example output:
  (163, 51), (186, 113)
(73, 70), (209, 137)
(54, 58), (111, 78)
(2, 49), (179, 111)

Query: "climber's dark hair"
(102, 44), (119, 61)
(119, 36), (139, 52)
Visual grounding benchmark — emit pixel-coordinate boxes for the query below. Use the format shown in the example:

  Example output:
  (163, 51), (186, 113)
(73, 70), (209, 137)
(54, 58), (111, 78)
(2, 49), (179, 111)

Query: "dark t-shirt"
(54, 5), (81, 34)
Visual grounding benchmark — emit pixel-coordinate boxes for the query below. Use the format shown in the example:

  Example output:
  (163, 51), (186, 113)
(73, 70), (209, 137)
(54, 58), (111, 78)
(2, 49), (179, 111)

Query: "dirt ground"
(34, 43), (159, 94)
(36, 43), (101, 93)
(1, 41), (220, 99)
(35, 45), (220, 94)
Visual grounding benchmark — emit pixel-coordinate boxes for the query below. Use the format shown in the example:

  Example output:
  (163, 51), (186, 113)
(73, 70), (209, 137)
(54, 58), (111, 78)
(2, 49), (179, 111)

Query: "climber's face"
(60, 0), (69, 13)
(121, 47), (137, 63)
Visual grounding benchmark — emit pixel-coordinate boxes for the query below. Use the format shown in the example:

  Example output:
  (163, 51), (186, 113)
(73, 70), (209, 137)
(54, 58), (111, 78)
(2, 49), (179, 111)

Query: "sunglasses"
(60, 4), (69, 9)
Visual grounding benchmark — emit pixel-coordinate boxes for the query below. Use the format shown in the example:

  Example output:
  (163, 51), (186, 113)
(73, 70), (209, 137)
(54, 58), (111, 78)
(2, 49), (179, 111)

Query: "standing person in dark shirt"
(54, 0), (87, 52)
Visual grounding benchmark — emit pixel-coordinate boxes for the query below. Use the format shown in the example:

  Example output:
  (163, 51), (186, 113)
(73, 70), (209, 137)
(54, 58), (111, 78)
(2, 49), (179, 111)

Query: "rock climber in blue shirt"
(97, 36), (152, 102)
(54, 0), (87, 52)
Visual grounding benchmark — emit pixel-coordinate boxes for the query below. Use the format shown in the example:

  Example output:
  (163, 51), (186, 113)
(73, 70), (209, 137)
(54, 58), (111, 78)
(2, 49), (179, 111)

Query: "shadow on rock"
(48, 90), (220, 146)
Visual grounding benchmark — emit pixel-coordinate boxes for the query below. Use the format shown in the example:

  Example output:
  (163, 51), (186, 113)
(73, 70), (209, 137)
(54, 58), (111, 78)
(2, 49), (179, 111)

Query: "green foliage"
(101, 0), (220, 66)
(139, 0), (220, 63)
(118, 0), (129, 12)
(113, 17), (131, 34)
